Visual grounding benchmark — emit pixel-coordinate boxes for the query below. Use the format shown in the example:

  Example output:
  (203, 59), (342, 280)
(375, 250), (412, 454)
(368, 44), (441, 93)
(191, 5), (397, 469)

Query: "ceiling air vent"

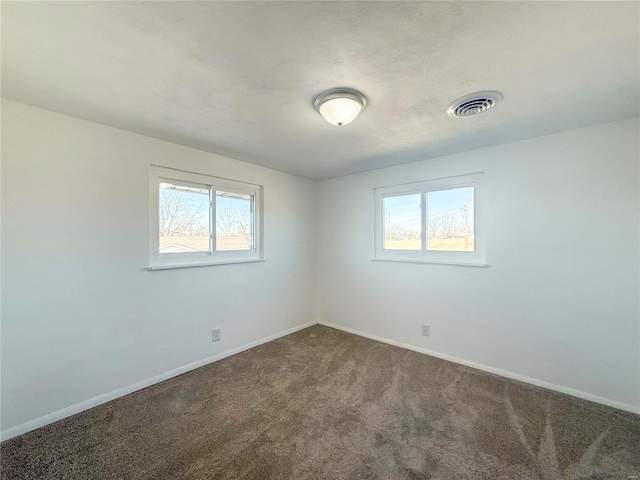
(447, 91), (503, 118)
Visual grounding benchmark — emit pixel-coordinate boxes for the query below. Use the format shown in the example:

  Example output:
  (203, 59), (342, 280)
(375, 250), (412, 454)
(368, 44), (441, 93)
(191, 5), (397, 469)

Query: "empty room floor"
(1, 325), (639, 479)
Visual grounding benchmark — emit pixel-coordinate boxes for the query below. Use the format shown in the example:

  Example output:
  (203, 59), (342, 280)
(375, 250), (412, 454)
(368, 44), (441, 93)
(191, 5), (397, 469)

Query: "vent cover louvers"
(447, 91), (503, 118)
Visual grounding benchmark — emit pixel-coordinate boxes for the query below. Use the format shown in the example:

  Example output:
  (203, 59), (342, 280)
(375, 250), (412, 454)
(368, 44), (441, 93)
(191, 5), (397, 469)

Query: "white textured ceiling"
(2, 1), (639, 180)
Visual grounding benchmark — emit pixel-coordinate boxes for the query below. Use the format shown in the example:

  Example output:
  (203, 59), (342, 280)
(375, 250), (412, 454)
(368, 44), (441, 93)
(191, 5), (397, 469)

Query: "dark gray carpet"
(1, 325), (639, 479)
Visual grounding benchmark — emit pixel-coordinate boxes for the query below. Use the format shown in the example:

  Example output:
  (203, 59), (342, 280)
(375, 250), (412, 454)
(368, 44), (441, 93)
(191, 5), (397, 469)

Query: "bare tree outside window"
(427, 188), (474, 251)
(216, 192), (253, 251)
(383, 194), (421, 250)
(216, 206), (239, 237)
(159, 183), (210, 253)
(159, 190), (208, 236)
(151, 167), (262, 268)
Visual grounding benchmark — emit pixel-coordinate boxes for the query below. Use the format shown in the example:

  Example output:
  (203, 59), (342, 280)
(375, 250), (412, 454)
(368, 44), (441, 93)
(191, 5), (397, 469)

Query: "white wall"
(316, 117), (640, 413)
(2, 100), (638, 441)
(1, 100), (317, 437)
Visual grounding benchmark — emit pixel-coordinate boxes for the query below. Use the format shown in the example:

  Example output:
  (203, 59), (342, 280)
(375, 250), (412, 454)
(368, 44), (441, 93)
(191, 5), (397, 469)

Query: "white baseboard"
(4, 319), (637, 442)
(318, 321), (640, 416)
(0, 321), (316, 442)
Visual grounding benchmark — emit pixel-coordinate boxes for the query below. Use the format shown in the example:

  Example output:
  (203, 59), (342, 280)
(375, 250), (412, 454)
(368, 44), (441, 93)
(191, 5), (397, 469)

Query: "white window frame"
(149, 165), (264, 270)
(373, 172), (486, 267)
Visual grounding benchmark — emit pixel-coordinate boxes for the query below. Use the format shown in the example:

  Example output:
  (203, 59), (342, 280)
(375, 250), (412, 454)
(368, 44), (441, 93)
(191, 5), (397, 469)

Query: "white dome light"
(314, 88), (366, 126)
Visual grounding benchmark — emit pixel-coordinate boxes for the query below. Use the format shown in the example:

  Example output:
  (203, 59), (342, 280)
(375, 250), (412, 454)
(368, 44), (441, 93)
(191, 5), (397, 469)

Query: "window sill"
(147, 258), (265, 271)
(372, 257), (488, 267)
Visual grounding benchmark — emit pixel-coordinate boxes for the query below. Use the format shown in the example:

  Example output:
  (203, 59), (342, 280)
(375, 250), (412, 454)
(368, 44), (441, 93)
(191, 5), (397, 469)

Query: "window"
(374, 173), (486, 266)
(149, 166), (263, 269)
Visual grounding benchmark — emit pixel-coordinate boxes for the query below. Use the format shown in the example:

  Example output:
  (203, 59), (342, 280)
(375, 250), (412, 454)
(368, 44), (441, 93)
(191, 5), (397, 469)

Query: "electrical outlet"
(212, 328), (221, 342)
(421, 324), (430, 337)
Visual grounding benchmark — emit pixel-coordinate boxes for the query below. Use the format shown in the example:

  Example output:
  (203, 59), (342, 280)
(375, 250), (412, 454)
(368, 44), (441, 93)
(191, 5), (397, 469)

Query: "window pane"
(216, 191), (253, 251)
(159, 182), (210, 253)
(383, 194), (421, 250)
(427, 187), (474, 251)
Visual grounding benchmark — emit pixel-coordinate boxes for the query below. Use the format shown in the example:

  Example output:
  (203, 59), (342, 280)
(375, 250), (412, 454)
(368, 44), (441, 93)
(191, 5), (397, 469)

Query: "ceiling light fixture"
(314, 88), (366, 126)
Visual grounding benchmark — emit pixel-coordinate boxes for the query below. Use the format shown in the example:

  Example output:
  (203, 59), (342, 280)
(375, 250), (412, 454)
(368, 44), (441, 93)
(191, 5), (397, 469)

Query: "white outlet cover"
(421, 324), (430, 336)
(212, 328), (221, 342)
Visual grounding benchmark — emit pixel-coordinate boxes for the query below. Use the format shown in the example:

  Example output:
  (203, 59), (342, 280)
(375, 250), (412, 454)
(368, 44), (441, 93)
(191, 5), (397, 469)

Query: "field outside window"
(374, 173), (485, 266)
